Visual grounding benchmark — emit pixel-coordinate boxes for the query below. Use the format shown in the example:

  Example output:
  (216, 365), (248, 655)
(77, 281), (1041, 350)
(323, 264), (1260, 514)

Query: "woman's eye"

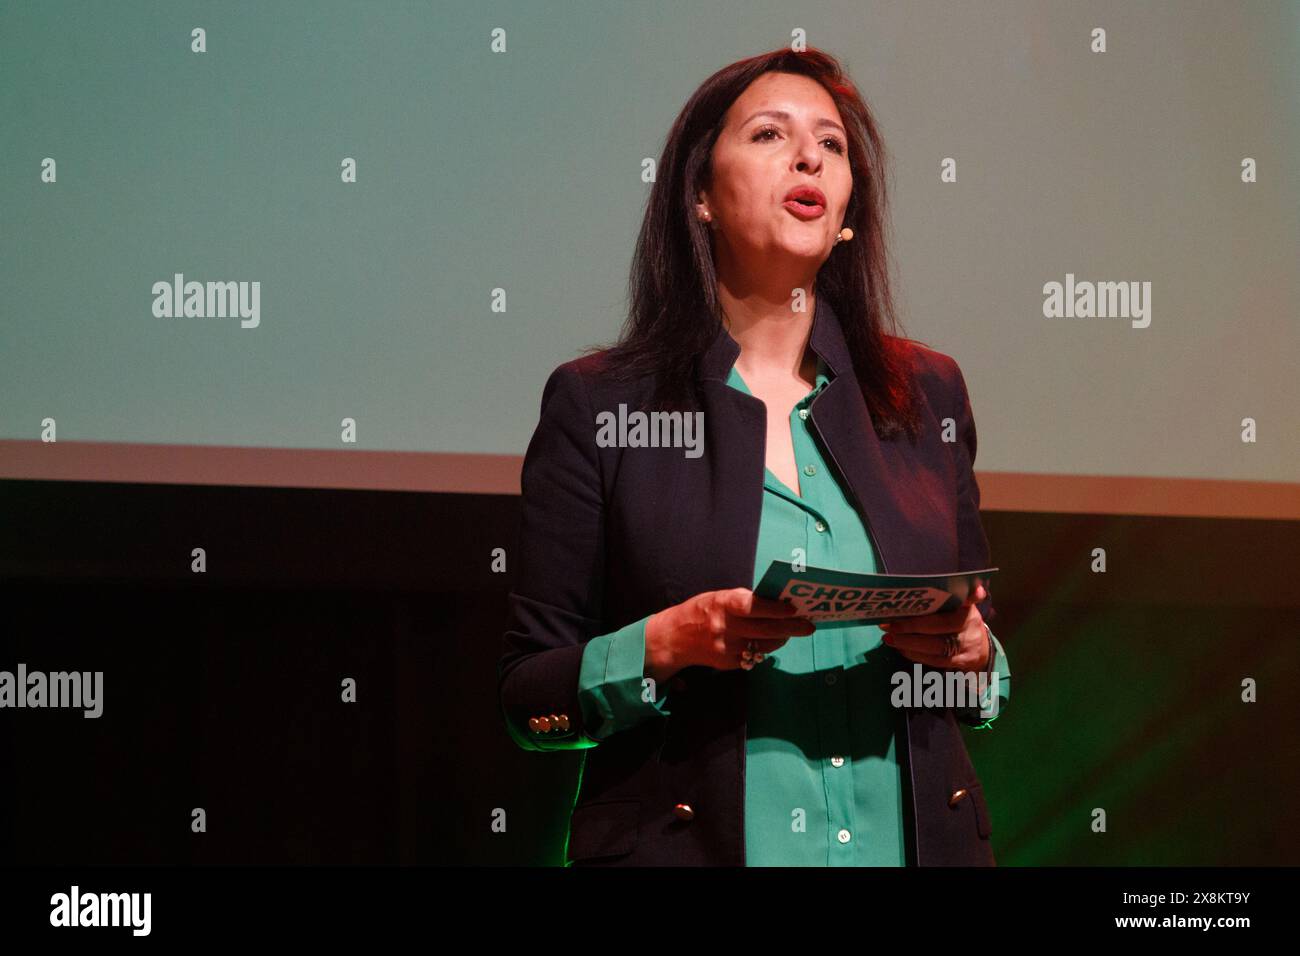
(753, 126), (845, 155)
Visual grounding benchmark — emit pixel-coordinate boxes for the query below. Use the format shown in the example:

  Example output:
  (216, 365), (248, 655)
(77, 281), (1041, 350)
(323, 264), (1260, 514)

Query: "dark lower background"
(1, 478), (1296, 865)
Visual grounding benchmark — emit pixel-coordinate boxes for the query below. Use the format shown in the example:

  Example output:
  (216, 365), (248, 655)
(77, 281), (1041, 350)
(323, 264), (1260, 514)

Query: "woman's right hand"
(643, 588), (815, 683)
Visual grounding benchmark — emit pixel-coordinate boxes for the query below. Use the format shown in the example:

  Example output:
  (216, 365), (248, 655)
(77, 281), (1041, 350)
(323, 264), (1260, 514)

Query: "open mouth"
(784, 186), (827, 209)
(783, 197), (826, 219)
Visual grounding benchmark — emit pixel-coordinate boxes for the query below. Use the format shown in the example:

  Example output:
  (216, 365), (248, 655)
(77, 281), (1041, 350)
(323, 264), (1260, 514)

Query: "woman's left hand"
(879, 584), (989, 673)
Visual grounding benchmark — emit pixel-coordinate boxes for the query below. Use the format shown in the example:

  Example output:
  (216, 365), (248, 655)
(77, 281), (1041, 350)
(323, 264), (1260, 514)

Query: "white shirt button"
(815, 520), (827, 533)
(830, 756), (845, 767)
(798, 408), (809, 420)
(837, 828), (852, 844)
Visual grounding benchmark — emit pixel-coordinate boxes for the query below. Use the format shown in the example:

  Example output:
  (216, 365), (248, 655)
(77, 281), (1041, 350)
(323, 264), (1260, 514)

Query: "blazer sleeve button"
(536, 716), (552, 733)
(948, 788), (969, 807)
(528, 717), (542, 733)
(673, 803), (695, 822)
(555, 714), (570, 731)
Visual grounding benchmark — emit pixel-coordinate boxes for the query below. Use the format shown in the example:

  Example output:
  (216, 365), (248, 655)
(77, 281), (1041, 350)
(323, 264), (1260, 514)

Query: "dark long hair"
(581, 46), (924, 441)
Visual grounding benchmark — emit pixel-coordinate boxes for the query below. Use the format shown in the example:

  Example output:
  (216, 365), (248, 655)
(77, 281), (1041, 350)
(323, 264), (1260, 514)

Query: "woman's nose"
(792, 134), (823, 171)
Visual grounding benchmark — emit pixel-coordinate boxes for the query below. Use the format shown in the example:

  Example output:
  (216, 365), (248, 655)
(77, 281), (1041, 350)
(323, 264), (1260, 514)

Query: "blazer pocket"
(947, 781), (993, 841)
(567, 799), (640, 862)
(966, 783), (993, 839)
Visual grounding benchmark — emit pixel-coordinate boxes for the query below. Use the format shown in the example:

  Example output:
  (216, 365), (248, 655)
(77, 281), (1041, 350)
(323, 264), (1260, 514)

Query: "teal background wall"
(3, 1), (1298, 483)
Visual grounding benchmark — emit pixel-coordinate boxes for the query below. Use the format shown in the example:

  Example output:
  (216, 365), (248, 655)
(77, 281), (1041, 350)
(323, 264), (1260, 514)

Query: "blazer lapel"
(694, 294), (916, 576)
(690, 323), (767, 594)
(800, 298), (897, 574)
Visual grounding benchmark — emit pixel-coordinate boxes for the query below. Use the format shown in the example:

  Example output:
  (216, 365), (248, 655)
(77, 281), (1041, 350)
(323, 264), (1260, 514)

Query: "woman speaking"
(498, 46), (1010, 866)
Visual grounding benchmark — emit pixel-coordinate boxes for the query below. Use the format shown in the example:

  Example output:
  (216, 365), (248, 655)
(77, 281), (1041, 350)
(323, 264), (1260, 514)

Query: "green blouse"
(576, 355), (1009, 865)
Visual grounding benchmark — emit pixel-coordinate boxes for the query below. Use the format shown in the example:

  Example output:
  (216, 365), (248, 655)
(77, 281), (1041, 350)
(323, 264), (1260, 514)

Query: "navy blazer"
(499, 295), (1000, 866)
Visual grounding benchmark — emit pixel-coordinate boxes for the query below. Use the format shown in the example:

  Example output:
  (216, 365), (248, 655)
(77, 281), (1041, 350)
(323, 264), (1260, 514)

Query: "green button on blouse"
(575, 355), (1009, 866)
